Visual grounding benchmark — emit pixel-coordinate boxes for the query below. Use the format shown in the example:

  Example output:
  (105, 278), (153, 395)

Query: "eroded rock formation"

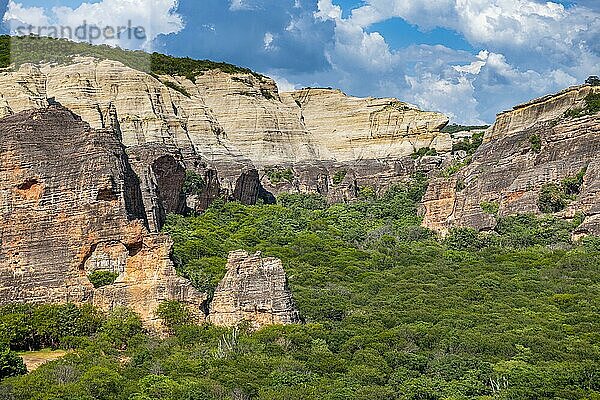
(422, 84), (600, 237)
(209, 250), (300, 329)
(0, 106), (206, 328)
(0, 59), (453, 209)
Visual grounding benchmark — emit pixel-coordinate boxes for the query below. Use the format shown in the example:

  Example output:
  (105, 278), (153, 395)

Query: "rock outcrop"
(422, 84), (600, 236)
(209, 250), (300, 329)
(283, 88), (451, 162)
(0, 59), (453, 209)
(0, 106), (206, 328)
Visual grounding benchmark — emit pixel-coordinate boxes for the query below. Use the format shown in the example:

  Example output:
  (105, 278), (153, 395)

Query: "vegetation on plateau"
(0, 36), (260, 81)
(1, 175), (599, 399)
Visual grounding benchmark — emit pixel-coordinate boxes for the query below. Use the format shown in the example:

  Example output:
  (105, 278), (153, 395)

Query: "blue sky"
(2, 0), (599, 124)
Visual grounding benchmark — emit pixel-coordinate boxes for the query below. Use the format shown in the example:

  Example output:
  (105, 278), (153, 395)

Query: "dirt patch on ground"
(19, 350), (68, 372)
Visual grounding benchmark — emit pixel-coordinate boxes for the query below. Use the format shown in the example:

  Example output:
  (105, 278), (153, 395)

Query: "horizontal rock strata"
(0, 106), (206, 327)
(422, 84), (600, 237)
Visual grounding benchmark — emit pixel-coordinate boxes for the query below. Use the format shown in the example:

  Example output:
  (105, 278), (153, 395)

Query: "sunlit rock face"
(0, 60), (454, 208)
(422, 85), (600, 237)
(209, 250), (300, 329)
(0, 106), (206, 328)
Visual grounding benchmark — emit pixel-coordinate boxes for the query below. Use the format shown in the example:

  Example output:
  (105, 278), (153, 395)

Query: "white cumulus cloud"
(4, 0), (184, 50)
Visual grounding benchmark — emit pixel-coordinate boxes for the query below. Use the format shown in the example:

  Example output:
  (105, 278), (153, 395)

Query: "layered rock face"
(209, 251), (300, 329)
(283, 89), (451, 162)
(422, 85), (600, 236)
(0, 59), (258, 206)
(0, 106), (206, 327)
(0, 60), (453, 208)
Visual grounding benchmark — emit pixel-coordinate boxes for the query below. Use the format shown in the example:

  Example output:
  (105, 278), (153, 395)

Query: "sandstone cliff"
(0, 106), (206, 328)
(422, 84), (600, 237)
(0, 59), (453, 208)
(209, 250), (300, 329)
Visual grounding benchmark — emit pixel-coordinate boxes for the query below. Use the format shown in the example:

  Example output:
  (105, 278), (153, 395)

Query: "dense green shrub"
(480, 201), (499, 215)
(182, 170), (206, 197)
(88, 271), (118, 288)
(332, 169), (348, 185)
(538, 168), (587, 213)
(452, 131), (485, 155)
(156, 301), (193, 331)
(1, 174), (600, 399)
(529, 134), (542, 153)
(265, 167), (294, 185)
(0, 347), (26, 379)
(411, 147), (438, 159)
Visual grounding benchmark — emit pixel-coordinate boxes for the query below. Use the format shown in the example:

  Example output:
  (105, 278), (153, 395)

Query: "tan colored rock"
(193, 70), (319, 166)
(0, 60), (255, 198)
(422, 84), (600, 236)
(209, 250), (300, 329)
(485, 84), (600, 142)
(0, 106), (206, 327)
(283, 88), (451, 162)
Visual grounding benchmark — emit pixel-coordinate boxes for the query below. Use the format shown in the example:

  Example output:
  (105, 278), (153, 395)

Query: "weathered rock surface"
(0, 59), (258, 207)
(422, 84), (600, 236)
(0, 60), (454, 208)
(283, 88), (451, 162)
(0, 106), (206, 327)
(209, 250), (300, 329)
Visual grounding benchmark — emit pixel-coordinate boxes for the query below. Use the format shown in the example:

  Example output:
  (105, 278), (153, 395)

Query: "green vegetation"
(87, 271), (118, 289)
(410, 147), (438, 159)
(564, 92), (600, 118)
(0, 347), (27, 379)
(480, 201), (499, 215)
(0, 35), (259, 81)
(529, 134), (542, 153)
(442, 156), (472, 177)
(182, 171), (206, 197)
(265, 167), (294, 185)
(442, 124), (490, 134)
(1, 177), (599, 399)
(452, 131), (485, 155)
(332, 169), (348, 185)
(161, 80), (191, 97)
(538, 167), (587, 213)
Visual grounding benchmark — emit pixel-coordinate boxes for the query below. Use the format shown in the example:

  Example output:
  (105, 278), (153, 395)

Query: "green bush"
(452, 131), (485, 155)
(480, 201), (499, 215)
(529, 134), (542, 153)
(538, 168), (587, 213)
(332, 170), (348, 185)
(411, 147), (438, 159)
(182, 170), (205, 197)
(87, 271), (118, 288)
(538, 183), (568, 213)
(157, 301), (193, 331)
(265, 167), (294, 185)
(162, 80), (191, 97)
(0, 346), (27, 379)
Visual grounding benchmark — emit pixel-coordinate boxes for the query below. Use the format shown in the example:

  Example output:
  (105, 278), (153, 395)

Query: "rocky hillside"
(422, 83), (600, 237)
(0, 36), (453, 208)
